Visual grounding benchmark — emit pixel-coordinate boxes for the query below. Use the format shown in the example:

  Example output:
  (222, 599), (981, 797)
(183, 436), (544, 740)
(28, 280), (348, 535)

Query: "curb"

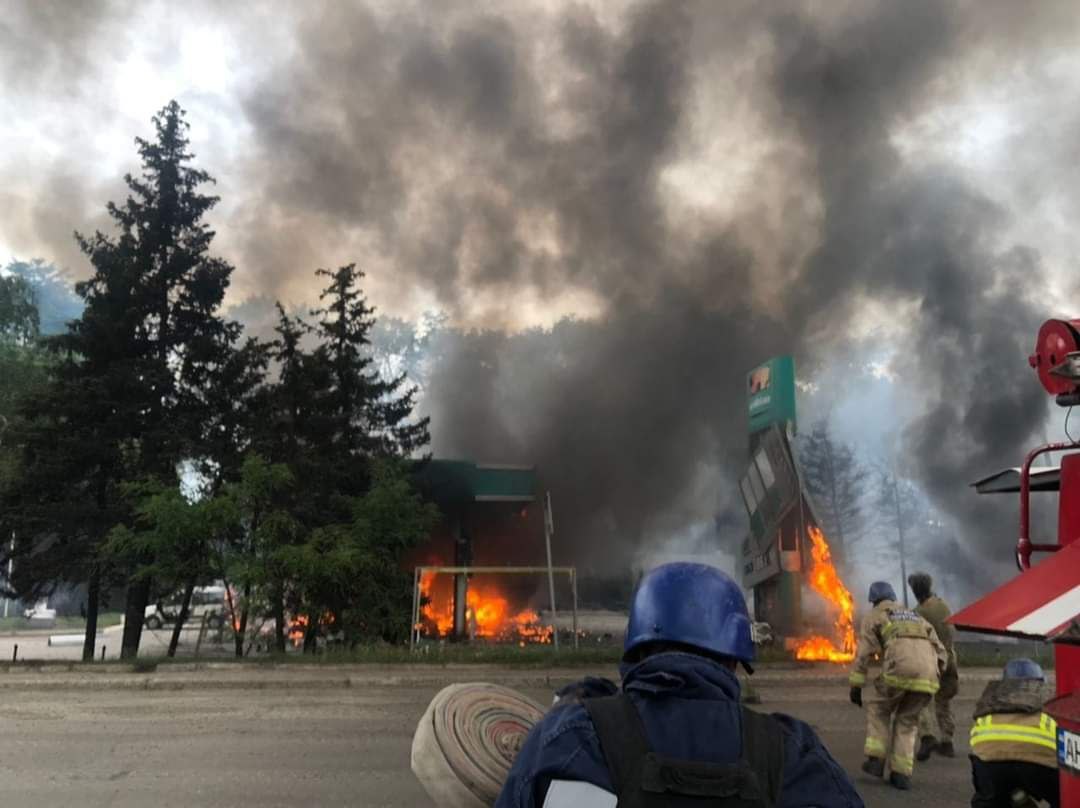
(0, 665), (1026, 692)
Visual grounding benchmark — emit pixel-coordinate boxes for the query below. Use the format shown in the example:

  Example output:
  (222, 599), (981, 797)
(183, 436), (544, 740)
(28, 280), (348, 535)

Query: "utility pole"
(544, 492), (559, 651)
(890, 472), (908, 607)
(3, 534), (13, 619)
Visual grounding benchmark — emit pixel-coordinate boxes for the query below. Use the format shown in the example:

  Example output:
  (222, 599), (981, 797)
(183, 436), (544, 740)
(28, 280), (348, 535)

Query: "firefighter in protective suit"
(496, 562), (864, 808)
(969, 658), (1059, 808)
(908, 571), (960, 760)
(849, 581), (947, 791)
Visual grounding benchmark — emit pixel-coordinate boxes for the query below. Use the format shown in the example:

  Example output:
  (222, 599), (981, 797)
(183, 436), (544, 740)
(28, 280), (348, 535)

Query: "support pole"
(452, 513), (469, 640)
(544, 492), (559, 651)
(3, 534), (13, 619)
(571, 568), (579, 651)
(410, 567), (421, 650)
(890, 472), (908, 607)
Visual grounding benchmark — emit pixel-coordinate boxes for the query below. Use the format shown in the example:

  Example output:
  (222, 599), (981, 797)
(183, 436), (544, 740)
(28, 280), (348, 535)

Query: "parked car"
(144, 584), (226, 630)
(23, 599), (57, 625)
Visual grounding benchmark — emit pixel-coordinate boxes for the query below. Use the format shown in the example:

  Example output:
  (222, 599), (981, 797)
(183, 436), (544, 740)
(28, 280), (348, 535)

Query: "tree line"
(0, 101), (437, 660)
(798, 417), (943, 604)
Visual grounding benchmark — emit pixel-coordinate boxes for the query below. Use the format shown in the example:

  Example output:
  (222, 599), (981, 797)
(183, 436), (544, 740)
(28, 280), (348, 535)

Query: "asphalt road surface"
(0, 666), (1012, 808)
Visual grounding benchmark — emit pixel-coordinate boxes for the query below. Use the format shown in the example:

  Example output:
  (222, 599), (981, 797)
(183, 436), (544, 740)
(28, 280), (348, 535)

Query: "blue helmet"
(624, 562), (754, 667)
(868, 581), (896, 604)
(1003, 658), (1045, 681)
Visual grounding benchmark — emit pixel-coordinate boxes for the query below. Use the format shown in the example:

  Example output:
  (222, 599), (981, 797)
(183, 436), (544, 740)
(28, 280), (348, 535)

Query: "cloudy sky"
(3, 0), (1079, 596)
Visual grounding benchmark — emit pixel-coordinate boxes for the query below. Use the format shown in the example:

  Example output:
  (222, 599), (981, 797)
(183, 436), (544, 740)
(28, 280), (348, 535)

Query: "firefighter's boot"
(861, 757), (885, 778)
(936, 740), (955, 758)
(916, 735), (936, 761)
(889, 772), (912, 791)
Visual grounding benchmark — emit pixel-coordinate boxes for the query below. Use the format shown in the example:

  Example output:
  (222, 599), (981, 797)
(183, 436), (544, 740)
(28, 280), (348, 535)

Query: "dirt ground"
(0, 665), (1016, 807)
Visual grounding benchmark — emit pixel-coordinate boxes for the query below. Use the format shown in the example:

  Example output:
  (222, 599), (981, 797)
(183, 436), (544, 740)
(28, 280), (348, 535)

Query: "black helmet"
(907, 572), (932, 602)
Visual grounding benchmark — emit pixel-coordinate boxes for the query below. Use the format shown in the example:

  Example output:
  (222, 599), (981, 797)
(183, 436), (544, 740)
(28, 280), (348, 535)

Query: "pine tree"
(310, 265), (430, 474)
(2, 101), (243, 659)
(874, 467), (926, 608)
(248, 268), (433, 650)
(798, 419), (868, 562)
(0, 273), (40, 344)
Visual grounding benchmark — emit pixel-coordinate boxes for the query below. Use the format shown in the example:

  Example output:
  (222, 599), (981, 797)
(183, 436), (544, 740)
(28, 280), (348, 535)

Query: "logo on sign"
(749, 366), (771, 394)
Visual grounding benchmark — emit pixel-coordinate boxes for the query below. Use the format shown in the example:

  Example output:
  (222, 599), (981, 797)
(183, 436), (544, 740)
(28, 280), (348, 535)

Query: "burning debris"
(793, 526), (856, 663)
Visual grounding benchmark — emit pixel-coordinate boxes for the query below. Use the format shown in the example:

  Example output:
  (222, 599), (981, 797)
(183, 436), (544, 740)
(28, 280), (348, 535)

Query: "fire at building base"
(741, 356), (858, 663)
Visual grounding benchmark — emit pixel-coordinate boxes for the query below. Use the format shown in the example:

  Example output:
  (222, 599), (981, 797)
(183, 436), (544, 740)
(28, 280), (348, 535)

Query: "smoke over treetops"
(4, 0), (1077, 596)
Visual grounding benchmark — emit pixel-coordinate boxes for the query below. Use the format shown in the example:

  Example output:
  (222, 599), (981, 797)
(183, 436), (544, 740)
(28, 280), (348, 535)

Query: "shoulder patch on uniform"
(889, 609), (921, 622)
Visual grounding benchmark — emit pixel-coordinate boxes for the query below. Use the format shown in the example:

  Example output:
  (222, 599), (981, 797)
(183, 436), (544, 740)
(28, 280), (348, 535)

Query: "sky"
(4, 0), (1080, 601)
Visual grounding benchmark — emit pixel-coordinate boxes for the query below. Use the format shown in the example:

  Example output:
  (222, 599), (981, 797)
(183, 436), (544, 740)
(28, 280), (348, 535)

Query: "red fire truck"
(951, 318), (1080, 806)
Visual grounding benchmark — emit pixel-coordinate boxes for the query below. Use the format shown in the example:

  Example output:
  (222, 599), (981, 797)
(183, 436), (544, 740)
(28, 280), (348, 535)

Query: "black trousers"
(970, 756), (1059, 808)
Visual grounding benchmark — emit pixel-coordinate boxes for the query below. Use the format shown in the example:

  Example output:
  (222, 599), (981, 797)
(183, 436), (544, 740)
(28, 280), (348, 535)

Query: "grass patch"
(137, 643), (626, 668)
(955, 642), (1055, 670)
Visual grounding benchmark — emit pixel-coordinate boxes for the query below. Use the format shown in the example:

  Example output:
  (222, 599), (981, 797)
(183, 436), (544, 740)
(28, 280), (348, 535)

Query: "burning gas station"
(407, 460), (577, 648)
(739, 355), (856, 663)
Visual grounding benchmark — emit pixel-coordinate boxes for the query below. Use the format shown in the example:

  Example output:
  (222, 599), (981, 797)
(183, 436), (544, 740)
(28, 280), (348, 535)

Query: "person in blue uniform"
(496, 562), (865, 808)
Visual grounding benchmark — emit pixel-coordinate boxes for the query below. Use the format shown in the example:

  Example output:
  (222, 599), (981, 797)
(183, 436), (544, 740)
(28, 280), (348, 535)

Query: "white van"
(144, 584), (226, 630)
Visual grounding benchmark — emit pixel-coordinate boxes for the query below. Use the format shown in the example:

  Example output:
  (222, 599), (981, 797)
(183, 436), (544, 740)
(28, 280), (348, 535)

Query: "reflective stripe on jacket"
(849, 599), (946, 693)
(969, 712), (1058, 768)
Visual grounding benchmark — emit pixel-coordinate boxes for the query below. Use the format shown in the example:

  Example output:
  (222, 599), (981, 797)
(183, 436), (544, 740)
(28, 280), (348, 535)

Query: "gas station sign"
(748, 355), (797, 434)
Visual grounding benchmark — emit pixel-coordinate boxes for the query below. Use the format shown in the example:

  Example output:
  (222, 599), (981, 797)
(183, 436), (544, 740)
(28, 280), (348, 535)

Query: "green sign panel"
(747, 355), (796, 434)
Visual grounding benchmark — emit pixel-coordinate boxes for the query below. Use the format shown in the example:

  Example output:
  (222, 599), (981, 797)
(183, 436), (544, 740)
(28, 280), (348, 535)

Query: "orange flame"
(794, 525), (856, 663)
(417, 572), (553, 644)
(288, 614), (308, 648)
(285, 612), (335, 648)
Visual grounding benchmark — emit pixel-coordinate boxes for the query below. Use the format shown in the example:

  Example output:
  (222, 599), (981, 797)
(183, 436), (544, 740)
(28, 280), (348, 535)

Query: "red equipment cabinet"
(950, 318), (1080, 806)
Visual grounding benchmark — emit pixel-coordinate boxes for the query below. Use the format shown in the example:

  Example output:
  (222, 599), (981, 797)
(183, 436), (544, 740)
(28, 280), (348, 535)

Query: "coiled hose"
(411, 682), (546, 807)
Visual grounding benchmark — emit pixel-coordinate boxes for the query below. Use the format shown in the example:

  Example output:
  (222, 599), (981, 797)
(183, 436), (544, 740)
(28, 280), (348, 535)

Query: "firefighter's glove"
(849, 687), (862, 707)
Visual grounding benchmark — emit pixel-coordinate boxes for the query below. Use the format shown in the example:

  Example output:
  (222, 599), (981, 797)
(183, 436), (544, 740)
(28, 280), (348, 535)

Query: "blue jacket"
(496, 652), (864, 808)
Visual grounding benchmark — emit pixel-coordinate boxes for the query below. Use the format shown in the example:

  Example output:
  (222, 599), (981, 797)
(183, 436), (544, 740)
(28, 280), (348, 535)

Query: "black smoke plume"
(7, 1), (1073, 597)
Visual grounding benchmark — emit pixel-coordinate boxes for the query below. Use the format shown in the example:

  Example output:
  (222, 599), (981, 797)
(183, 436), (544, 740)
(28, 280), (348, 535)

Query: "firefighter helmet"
(868, 581), (896, 605)
(1003, 658), (1045, 681)
(624, 562), (754, 667)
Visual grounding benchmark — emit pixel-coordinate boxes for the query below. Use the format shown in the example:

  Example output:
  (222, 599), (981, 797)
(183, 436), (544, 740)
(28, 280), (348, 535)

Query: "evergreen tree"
(310, 265), (429, 476)
(0, 273), (40, 344)
(798, 419), (868, 562)
(874, 467), (926, 608)
(2, 101), (243, 659)
(249, 267), (433, 649)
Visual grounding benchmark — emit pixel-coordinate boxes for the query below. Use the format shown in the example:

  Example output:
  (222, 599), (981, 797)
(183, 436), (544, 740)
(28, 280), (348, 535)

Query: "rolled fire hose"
(411, 682), (546, 808)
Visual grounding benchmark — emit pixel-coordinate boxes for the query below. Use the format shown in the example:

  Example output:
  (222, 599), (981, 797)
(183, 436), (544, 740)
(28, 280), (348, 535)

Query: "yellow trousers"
(864, 686), (933, 775)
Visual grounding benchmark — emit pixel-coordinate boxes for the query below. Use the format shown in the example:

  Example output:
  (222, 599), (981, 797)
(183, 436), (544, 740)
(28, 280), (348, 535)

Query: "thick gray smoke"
(5, 0), (1075, 597)
(769, 1), (1055, 591)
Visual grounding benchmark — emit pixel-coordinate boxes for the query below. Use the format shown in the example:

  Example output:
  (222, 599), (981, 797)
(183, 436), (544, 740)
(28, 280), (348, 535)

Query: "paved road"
(0, 666), (1008, 808)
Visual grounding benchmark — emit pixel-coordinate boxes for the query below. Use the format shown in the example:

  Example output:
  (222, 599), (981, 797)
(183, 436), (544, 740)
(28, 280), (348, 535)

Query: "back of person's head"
(623, 562), (753, 672)
(907, 572), (932, 602)
(1002, 658), (1045, 682)
(868, 581), (896, 605)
